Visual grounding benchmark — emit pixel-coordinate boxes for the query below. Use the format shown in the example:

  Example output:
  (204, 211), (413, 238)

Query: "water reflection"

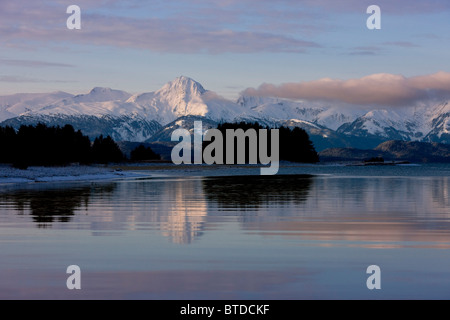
(257, 177), (450, 247)
(0, 183), (116, 228)
(2, 172), (450, 299)
(202, 175), (450, 248)
(1, 175), (450, 248)
(430, 177), (450, 211)
(75, 179), (207, 244)
(150, 179), (207, 244)
(202, 175), (314, 209)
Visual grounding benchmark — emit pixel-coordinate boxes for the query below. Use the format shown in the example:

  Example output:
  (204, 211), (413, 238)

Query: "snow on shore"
(0, 165), (147, 184)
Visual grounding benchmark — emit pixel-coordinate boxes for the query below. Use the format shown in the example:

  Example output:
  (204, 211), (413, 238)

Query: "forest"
(0, 124), (125, 168)
(0, 122), (319, 169)
(203, 122), (319, 164)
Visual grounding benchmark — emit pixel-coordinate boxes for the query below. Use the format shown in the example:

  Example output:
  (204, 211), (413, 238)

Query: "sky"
(1, 0), (450, 106)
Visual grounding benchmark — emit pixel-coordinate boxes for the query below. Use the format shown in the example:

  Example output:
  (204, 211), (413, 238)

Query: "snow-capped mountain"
(1, 113), (162, 143)
(0, 76), (449, 150)
(0, 91), (73, 120)
(127, 76), (246, 125)
(337, 102), (450, 146)
(338, 109), (418, 140)
(424, 102), (450, 144)
(149, 115), (219, 142)
(72, 87), (132, 103)
(237, 95), (363, 131)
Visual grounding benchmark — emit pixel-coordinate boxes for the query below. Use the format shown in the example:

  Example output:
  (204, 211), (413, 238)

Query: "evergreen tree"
(0, 126), (17, 163)
(0, 124), (125, 167)
(203, 122), (319, 164)
(92, 135), (124, 164)
(130, 145), (161, 161)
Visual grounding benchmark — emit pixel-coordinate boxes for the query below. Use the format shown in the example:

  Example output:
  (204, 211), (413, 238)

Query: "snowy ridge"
(0, 91), (73, 120)
(0, 76), (450, 146)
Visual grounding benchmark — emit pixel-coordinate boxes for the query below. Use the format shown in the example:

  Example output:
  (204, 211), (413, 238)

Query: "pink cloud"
(0, 2), (320, 54)
(298, 0), (450, 14)
(2, 1), (448, 54)
(0, 59), (74, 68)
(180, 0), (450, 14)
(242, 72), (450, 106)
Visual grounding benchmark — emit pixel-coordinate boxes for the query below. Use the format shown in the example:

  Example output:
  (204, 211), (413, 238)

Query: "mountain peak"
(157, 76), (206, 97)
(237, 95), (281, 108)
(89, 87), (114, 94)
(71, 87), (132, 103)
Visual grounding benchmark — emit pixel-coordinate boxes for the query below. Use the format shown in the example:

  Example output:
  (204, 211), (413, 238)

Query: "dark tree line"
(0, 124), (126, 168)
(203, 122), (319, 164)
(130, 145), (161, 161)
(278, 126), (319, 163)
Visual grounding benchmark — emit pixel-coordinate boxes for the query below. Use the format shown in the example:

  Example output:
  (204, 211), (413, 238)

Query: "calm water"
(0, 164), (450, 299)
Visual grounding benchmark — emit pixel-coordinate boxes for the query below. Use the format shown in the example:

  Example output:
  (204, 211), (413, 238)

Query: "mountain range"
(1, 76), (449, 152)
(319, 140), (450, 163)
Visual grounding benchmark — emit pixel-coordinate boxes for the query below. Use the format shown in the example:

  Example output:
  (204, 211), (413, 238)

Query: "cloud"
(347, 46), (382, 56)
(0, 76), (42, 83)
(382, 42), (420, 48)
(171, 0), (450, 14)
(0, 59), (74, 68)
(348, 51), (378, 56)
(1, 1), (447, 54)
(0, 75), (75, 83)
(347, 42), (421, 56)
(242, 72), (450, 107)
(298, 0), (450, 14)
(0, 2), (321, 54)
(74, 17), (320, 53)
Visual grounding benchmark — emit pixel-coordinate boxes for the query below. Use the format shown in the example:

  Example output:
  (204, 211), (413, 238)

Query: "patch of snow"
(0, 165), (149, 185)
(289, 119), (320, 129)
(442, 118), (450, 135)
(1, 77), (449, 145)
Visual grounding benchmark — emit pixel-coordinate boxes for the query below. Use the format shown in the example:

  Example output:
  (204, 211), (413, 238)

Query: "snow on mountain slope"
(315, 107), (364, 131)
(423, 102), (450, 143)
(144, 77), (210, 123)
(0, 108), (16, 122)
(30, 87), (136, 118)
(359, 109), (411, 135)
(250, 99), (321, 123)
(0, 91), (73, 121)
(148, 115), (218, 142)
(237, 95), (363, 130)
(37, 100), (150, 118)
(201, 91), (252, 122)
(445, 118), (450, 134)
(72, 87), (132, 103)
(1, 113), (162, 142)
(0, 88), (134, 120)
(126, 91), (154, 103)
(128, 76), (245, 124)
(0, 76), (449, 147)
(237, 95), (282, 109)
(337, 102), (450, 144)
(0, 77), (248, 141)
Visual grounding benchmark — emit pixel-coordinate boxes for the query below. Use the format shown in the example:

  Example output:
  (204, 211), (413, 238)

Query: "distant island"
(319, 140), (450, 163)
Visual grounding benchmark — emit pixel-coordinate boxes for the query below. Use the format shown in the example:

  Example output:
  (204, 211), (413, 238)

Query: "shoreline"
(0, 161), (442, 186)
(0, 162), (320, 185)
(0, 164), (151, 185)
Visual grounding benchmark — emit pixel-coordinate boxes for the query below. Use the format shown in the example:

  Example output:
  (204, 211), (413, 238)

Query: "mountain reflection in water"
(1, 175), (449, 248)
(202, 175), (314, 209)
(0, 183), (116, 228)
(1, 171), (450, 299)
